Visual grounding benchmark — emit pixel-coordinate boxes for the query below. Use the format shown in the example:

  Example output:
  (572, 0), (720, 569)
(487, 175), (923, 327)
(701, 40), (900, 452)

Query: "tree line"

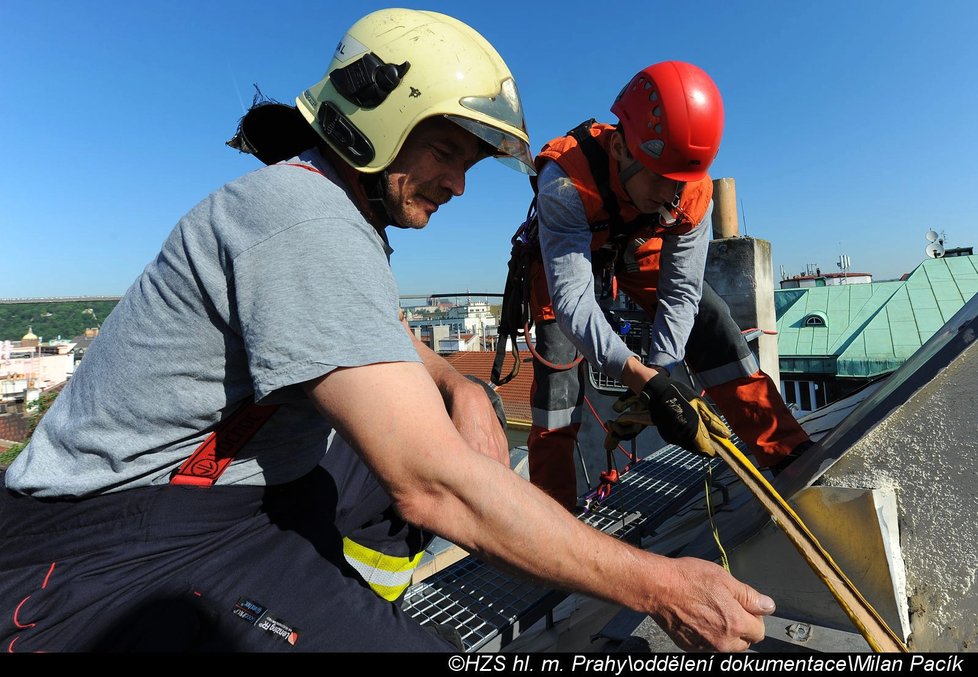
(0, 301), (119, 343)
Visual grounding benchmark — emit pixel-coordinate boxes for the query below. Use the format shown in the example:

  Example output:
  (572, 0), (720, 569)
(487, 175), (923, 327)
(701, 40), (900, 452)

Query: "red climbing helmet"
(610, 61), (724, 182)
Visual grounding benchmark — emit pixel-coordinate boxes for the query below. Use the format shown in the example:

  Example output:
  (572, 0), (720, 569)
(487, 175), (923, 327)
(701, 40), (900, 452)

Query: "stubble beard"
(382, 178), (449, 230)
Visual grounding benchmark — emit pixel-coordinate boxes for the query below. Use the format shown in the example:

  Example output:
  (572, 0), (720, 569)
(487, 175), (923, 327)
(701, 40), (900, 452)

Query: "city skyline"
(3, 1), (977, 298)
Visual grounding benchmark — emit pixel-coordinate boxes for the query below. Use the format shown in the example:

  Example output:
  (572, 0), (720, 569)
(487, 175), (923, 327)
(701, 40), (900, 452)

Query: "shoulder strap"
(566, 120), (625, 233)
(170, 401), (280, 487)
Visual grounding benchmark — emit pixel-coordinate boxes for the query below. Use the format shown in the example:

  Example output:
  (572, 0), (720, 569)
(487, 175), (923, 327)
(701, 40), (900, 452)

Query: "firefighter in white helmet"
(2, 9), (772, 652)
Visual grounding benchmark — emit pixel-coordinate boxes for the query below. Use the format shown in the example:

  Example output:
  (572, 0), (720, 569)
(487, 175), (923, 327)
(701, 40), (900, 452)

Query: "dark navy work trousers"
(0, 466), (453, 653)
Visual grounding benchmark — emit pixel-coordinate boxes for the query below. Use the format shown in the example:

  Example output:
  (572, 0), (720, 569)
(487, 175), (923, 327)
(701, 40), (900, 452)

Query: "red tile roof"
(0, 413), (31, 443)
(444, 351), (533, 428)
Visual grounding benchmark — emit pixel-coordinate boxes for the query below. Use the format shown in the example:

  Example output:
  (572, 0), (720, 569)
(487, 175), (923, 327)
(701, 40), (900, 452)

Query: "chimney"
(711, 177), (739, 239)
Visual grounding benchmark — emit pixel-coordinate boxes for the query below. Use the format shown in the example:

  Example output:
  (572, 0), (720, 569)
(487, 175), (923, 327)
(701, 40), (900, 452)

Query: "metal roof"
(775, 255), (978, 377)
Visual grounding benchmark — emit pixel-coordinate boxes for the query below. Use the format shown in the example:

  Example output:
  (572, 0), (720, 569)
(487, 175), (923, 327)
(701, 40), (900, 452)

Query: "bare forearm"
(401, 441), (773, 653)
(307, 362), (658, 607)
(621, 356), (666, 394)
(305, 361), (771, 651)
(405, 321), (463, 392)
(407, 438), (672, 610)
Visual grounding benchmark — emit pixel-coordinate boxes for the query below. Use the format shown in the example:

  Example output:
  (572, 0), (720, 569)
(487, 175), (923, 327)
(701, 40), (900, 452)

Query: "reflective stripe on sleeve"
(531, 405), (582, 430)
(342, 537), (424, 602)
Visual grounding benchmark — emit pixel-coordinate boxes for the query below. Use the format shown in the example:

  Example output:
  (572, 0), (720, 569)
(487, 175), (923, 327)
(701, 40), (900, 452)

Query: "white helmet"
(296, 9), (534, 175)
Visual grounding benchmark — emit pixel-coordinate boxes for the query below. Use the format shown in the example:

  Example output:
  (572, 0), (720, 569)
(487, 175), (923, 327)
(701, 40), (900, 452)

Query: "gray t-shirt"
(6, 149), (419, 497)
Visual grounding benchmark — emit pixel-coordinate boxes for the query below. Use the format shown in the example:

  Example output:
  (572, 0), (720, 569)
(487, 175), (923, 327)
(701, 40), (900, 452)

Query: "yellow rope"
(703, 458), (730, 572)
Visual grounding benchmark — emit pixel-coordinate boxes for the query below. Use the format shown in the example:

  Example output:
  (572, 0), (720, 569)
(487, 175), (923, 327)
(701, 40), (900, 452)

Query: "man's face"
(610, 132), (680, 214)
(622, 168), (681, 215)
(382, 117), (485, 229)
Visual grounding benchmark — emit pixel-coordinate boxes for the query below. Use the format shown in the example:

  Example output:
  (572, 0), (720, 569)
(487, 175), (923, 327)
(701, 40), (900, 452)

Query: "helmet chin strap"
(618, 159), (684, 227)
(618, 159), (645, 185)
(657, 204), (678, 226)
(658, 183), (688, 227)
(362, 170), (402, 228)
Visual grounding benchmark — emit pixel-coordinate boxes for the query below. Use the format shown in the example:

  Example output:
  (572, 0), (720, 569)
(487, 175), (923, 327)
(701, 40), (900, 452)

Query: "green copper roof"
(775, 255), (978, 378)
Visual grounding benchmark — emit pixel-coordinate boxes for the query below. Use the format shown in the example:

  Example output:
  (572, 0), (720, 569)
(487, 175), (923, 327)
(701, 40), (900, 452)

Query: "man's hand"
(649, 557), (775, 652)
(402, 313), (509, 467)
(443, 376), (510, 467)
(641, 373), (731, 456)
(603, 393), (648, 451)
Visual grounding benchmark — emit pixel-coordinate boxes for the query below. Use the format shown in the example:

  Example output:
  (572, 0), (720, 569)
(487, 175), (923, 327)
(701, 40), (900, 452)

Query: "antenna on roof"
(925, 229), (946, 258)
(837, 253), (851, 283)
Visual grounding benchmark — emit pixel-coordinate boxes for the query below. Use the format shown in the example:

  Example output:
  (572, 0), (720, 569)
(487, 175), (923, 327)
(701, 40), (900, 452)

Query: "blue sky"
(2, 1), (977, 298)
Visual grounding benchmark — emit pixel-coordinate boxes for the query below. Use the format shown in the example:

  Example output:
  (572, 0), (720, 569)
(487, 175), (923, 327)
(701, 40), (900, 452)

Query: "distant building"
(0, 410), (32, 445)
(437, 333), (481, 353)
(775, 255), (978, 413)
(409, 301), (499, 353)
(1, 328), (76, 404)
(943, 246), (974, 257)
(70, 327), (101, 362)
(19, 327), (39, 349)
(780, 271), (873, 289)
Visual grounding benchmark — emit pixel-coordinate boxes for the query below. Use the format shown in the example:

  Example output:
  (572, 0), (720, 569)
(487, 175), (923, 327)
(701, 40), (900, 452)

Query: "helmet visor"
(446, 115), (535, 175)
(453, 77), (534, 175)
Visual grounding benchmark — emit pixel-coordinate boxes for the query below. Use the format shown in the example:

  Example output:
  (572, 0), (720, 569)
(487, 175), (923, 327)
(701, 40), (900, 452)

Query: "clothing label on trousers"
(233, 597), (300, 646)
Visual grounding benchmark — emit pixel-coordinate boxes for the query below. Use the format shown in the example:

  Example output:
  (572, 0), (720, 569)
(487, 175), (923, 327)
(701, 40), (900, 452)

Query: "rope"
(582, 395), (637, 507)
(524, 322), (584, 372)
(583, 396), (635, 464)
(702, 457), (730, 572)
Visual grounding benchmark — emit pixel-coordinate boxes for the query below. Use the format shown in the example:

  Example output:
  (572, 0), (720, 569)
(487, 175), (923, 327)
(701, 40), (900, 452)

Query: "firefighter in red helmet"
(505, 62), (812, 510)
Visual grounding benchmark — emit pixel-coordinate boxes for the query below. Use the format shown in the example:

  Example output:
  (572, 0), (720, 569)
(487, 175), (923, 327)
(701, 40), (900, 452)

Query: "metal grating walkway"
(401, 556), (555, 651)
(402, 440), (738, 652)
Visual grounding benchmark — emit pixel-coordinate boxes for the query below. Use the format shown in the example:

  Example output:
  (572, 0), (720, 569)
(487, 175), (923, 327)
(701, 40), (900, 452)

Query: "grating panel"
(580, 502), (636, 534)
(600, 446), (718, 513)
(402, 556), (550, 651)
(590, 369), (628, 394)
(402, 432), (751, 652)
(587, 317), (652, 395)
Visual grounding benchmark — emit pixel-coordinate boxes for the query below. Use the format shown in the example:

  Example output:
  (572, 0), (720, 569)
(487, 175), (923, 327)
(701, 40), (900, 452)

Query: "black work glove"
(640, 372), (731, 456)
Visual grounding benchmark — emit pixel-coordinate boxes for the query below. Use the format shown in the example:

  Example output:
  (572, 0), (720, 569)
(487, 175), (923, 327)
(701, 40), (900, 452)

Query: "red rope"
(524, 322), (584, 371)
(583, 395), (635, 463)
(583, 394), (640, 506)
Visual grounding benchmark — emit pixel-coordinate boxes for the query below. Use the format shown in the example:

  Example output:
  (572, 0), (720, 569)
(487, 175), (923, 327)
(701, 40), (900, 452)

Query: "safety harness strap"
(170, 401), (280, 486)
(170, 161), (328, 487)
(567, 120), (624, 233)
(491, 201), (538, 386)
(567, 120), (658, 241)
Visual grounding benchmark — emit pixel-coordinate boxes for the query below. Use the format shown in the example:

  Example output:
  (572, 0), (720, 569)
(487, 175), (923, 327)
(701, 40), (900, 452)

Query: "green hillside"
(0, 301), (119, 342)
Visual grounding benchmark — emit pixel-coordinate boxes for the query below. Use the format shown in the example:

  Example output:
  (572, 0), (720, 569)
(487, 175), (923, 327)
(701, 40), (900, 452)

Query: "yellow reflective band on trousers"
(342, 537), (424, 602)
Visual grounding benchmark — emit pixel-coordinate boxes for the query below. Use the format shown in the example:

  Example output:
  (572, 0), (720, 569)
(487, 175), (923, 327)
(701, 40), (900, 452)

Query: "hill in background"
(0, 300), (119, 342)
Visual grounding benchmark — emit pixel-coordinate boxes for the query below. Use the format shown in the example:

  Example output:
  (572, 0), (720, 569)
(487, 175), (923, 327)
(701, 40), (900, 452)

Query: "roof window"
(804, 312), (827, 327)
